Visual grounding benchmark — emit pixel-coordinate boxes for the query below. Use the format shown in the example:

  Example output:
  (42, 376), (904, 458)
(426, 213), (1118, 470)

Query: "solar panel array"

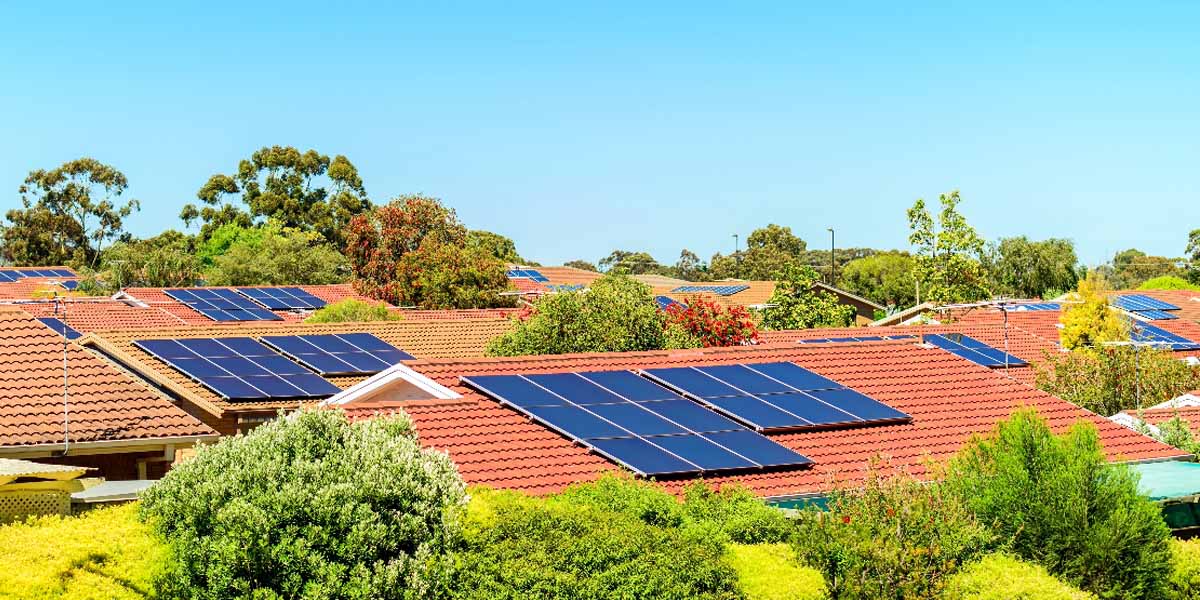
(1003, 303), (1061, 312)
(236, 287), (327, 310)
(655, 296), (686, 311)
(506, 269), (549, 282)
(135, 337), (341, 400)
(1130, 322), (1200, 351)
(0, 268), (74, 282)
(799, 335), (915, 344)
(642, 362), (910, 432)
(58, 280), (79, 291)
(671, 285), (749, 296)
(164, 288), (283, 322)
(924, 333), (1027, 368)
(462, 370), (812, 476)
(261, 333), (414, 375)
(1112, 294), (1181, 321)
(36, 317), (82, 340)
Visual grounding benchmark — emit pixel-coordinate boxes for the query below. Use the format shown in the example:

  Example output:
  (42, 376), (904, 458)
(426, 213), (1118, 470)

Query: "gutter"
(0, 434), (218, 457)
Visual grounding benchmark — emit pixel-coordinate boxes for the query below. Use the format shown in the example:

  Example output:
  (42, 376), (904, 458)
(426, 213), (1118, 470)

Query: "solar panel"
(462, 369), (812, 477)
(1134, 310), (1179, 321)
(547, 284), (585, 293)
(641, 362), (910, 432)
(506, 268), (550, 283)
(1112, 294), (1180, 312)
(798, 335), (915, 344)
(924, 333), (1028, 368)
(235, 287), (327, 310)
(36, 317), (82, 340)
(260, 333), (414, 375)
(1130, 322), (1200, 351)
(135, 337), (341, 400)
(1004, 303), (1061, 312)
(0, 270), (21, 282)
(164, 288), (284, 322)
(655, 296), (685, 311)
(58, 280), (79, 291)
(669, 285), (749, 296)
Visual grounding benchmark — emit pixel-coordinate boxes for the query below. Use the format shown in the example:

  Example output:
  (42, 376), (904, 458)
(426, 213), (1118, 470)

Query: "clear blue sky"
(2, 1), (1197, 267)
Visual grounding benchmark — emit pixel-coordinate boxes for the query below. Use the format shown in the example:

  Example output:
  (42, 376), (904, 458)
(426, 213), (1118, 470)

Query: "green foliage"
(304, 298), (400, 323)
(709, 224), (808, 280)
(487, 273), (693, 355)
(907, 191), (990, 303)
(1035, 345), (1200, 417)
(1168, 539), (1200, 600)
(203, 222), (349, 286)
(839, 251), (917, 308)
(194, 222), (266, 267)
(984, 236), (1081, 299)
(1138, 276), (1200, 291)
(1187, 230), (1200, 285)
(1100, 249), (1185, 290)
(100, 230), (201, 290)
(450, 487), (742, 600)
(944, 409), (1173, 599)
(941, 554), (1096, 600)
(564, 259), (598, 272)
(598, 249), (669, 274)
(664, 297), (760, 347)
(2, 157), (140, 268)
(726, 543), (827, 600)
(183, 146), (370, 249)
(674, 248), (709, 281)
(793, 463), (995, 600)
(0, 503), (165, 600)
(1058, 272), (1127, 352)
(140, 409), (466, 600)
(467, 230), (528, 264)
(759, 264), (856, 330)
(1152, 415), (1200, 454)
(346, 195), (515, 309)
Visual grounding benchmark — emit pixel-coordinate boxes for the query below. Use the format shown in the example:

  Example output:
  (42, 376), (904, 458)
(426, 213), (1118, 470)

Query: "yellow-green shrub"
(1169, 539), (1200, 599)
(0, 503), (165, 600)
(942, 554), (1096, 600)
(726, 543), (826, 600)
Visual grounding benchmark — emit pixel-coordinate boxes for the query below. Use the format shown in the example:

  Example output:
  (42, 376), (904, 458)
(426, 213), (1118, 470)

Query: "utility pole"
(826, 228), (836, 286)
(732, 234), (740, 278)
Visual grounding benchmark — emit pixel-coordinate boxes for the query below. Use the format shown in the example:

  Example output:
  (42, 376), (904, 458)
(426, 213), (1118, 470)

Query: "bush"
(759, 264), (856, 330)
(0, 503), (165, 600)
(1169, 539), (1200, 600)
(945, 409), (1173, 599)
(449, 488), (742, 600)
(1139, 276), (1199, 291)
(1034, 346), (1200, 417)
(663, 297), (759, 347)
(941, 554), (1096, 600)
(140, 409), (466, 600)
(726, 543), (826, 600)
(793, 463), (995, 599)
(305, 298), (400, 323)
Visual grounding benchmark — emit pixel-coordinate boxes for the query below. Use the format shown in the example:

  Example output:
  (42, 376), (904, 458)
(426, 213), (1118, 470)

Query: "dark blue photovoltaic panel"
(1112, 294), (1180, 312)
(164, 288), (284, 322)
(670, 285), (750, 296)
(0, 270), (20, 282)
(1004, 303), (1061, 312)
(701, 431), (811, 468)
(260, 333), (414, 375)
(235, 287), (327, 310)
(644, 362), (910, 432)
(1135, 310), (1179, 321)
(1130, 322), (1200, 351)
(924, 334), (1027, 368)
(36, 317), (82, 340)
(56, 280), (79, 291)
(642, 367), (745, 398)
(506, 268), (550, 282)
(461, 370), (812, 477)
(655, 295), (686, 311)
(134, 337), (340, 400)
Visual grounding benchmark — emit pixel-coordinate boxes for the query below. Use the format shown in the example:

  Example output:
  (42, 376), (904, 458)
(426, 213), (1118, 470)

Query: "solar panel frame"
(235, 286), (328, 310)
(134, 337), (340, 400)
(461, 370), (812, 476)
(164, 288), (284, 322)
(36, 317), (82, 340)
(260, 333), (414, 376)
(0, 270), (20, 282)
(1130, 322), (1200, 350)
(1134, 310), (1179, 321)
(1114, 294), (1180, 312)
(924, 333), (1028, 368)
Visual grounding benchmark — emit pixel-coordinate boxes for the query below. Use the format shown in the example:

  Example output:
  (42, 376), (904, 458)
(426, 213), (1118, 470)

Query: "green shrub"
(726, 543), (826, 600)
(945, 409), (1173, 599)
(140, 409), (466, 600)
(553, 473), (683, 527)
(304, 298), (400, 323)
(0, 503), (165, 600)
(1168, 539), (1200, 600)
(1139, 276), (1200, 291)
(793, 464), (995, 599)
(450, 487), (743, 600)
(942, 554), (1096, 600)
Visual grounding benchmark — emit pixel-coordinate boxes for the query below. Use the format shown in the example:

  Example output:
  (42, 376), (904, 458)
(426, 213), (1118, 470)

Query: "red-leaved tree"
(345, 195), (515, 309)
(663, 297), (759, 347)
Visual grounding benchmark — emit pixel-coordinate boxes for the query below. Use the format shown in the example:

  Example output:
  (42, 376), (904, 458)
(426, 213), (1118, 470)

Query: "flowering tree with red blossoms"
(663, 297), (759, 347)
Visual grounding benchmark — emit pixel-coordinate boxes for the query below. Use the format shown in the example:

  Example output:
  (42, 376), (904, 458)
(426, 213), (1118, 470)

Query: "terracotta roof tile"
(0, 306), (215, 448)
(16, 299), (188, 332)
(344, 341), (1183, 498)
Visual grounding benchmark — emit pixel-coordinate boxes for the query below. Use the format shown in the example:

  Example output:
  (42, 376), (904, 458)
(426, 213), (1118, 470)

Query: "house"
(0, 306), (217, 480)
(331, 338), (1183, 501)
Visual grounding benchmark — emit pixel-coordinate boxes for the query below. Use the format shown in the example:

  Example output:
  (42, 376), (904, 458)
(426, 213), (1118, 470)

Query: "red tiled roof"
(0, 306), (215, 448)
(1119, 406), (1200, 427)
(345, 341), (1183, 498)
(1113, 290), (1200, 325)
(392, 308), (524, 321)
(16, 299), (188, 332)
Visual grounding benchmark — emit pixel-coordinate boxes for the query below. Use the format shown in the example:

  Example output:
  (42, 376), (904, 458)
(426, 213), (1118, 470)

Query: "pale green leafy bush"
(726, 543), (826, 600)
(941, 554), (1096, 600)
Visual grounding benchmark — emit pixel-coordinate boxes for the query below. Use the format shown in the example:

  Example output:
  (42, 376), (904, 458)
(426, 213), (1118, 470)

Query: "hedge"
(726, 543), (826, 600)
(941, 554), (1096, 600)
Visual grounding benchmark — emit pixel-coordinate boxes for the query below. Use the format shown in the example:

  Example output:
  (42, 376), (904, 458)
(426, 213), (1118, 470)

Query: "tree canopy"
(466, 230), (527, 264)
(1099, 248), (1184, 290)
(564, 259), (598, 272)
(182, 146), (370, 249)
(758, 265), (856, 330)
(2, 158), (140, 268)
(907, 191), (990, 303)
(709, 224), (808, 280)
(598, 250), (668, 274)
(839, 251), (917, 308)
(1058, 272), (1127, 352)
(984, 236), (1080, 299)
(204, 222), (349, 286)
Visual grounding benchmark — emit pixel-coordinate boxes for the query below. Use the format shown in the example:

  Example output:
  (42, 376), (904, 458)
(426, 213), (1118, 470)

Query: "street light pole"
(732, 234), (740, 278)
(826, 228), (835, 286)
